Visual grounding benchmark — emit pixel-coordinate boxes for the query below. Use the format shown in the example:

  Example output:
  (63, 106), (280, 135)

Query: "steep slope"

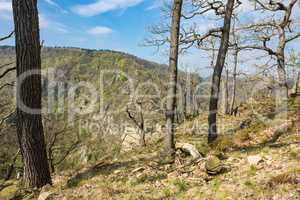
(1, 96), (299, 200)
(0, 46), (202, 180)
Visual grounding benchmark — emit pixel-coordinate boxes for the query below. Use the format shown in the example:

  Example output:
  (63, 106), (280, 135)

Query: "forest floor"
(1, 96), (300, 200)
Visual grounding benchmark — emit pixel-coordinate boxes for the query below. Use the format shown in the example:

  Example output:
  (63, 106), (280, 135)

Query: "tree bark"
(289, 72), (300, 97)
(139, 129), (146, 147)
(165, 0), (183, 162)
(126, 102), (146, 147)
(222, 65), (229, 114)
(13, 0), (52, 188)
(276, 27), (288, 102)
(294, 72), (299, 94)
(138, 103), (146, 147)
(230, 24), (238, 115)
(208, 0), (235, 144)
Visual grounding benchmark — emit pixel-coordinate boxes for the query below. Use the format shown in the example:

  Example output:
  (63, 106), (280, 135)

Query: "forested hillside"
(1, 0), (300, 199)
(0, 46), (202, 180)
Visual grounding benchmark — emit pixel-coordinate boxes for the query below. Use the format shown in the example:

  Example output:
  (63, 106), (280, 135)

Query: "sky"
(0, 0), (300, 77)
(0, 0), (172, 64)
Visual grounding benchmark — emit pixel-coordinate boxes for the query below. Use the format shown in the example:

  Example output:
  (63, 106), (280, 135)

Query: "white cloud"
(44, 0), (68, 14)
(88, 26), (113, 35)
(0, 1), (12, 11)
(0, 1), (68, 33)
(44, 0), (59, 7)
(146, 0), (170, 10)
(146, 0), (162, 10)
(0, 0), (12, 21)
(72, 0), (144, 17)
(39, 14), (69, 33)
(39, 15), (51, 28)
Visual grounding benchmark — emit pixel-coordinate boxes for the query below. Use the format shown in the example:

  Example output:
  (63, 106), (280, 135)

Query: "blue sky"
(0, 0), (170, 64)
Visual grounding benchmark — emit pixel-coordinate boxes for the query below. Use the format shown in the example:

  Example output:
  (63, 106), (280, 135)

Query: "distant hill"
(0, 45), (168, 71)
(0, 46), (202, 121)
(0, 46), (203, 179)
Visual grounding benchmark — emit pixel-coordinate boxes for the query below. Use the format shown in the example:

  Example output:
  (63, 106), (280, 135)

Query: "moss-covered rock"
(0, 181), (18, 200)
(205, 156), (225, 175)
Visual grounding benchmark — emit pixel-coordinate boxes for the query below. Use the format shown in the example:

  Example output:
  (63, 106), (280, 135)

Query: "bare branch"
(237, 21), (277, 31)
(182, 0), (225, 19)
(53, 141), (80, 166)
(238, 45), (276, 56)
(286, 32), (300, 43)
(254, 0), (287, 11)
(280, 0), (298, 28)
(126, 105), (142, 129)
(181, 27), (223, 47)
(0, 31), (14, 41)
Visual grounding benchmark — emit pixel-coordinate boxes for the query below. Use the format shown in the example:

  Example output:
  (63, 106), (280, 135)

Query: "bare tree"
(208, 0), (235, 144)
(164, 0), (183, 162)
(239, 0), (300, 101)
(145, 1), (227, 53)
(13, 0), (52, 187)
(177, 70), (202, 122)
(290, 72), (300, 97)
(222, 64), (230, 114)
(229, 18), (239, 115)
(126, 101), (146, 147)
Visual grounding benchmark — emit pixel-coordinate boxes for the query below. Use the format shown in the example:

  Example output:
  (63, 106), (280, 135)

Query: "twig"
(0, 31), (14, 41)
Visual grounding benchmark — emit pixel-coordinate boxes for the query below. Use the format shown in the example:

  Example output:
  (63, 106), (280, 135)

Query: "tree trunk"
(165, 0), (183, 162)
(139, 107), (146, 147)
(48, 149), (55, 173)
(13, 0), (52, 188)
(289, 72), (300, 97)
(183, 89), (187, 120)
(222, 65), (229, 114)
(139, 129), (146, 147)
(230, 43), (238, 115)
(208, 0), (235, 144)
(276, 57), (288, 100)
(276, 27), (288, 102)
(185, 72), (193, 118)
(292, 72), (300, 94)
(126, 103), (146, 147)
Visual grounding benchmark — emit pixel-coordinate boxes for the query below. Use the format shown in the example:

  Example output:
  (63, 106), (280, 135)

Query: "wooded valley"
(0, 0), (300, 199)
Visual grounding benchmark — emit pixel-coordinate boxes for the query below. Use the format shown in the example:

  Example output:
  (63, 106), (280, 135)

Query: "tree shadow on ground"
(230, 119), (298, 153)
(232, 136), (300, 154)
(0, 182), (14, 192)
(66, 160), (136, 188)
(66, 155), (155, 188)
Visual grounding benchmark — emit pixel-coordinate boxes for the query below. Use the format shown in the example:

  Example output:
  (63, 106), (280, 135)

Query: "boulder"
(205, 156), (225, 175)
(0, 183), (18, 200)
